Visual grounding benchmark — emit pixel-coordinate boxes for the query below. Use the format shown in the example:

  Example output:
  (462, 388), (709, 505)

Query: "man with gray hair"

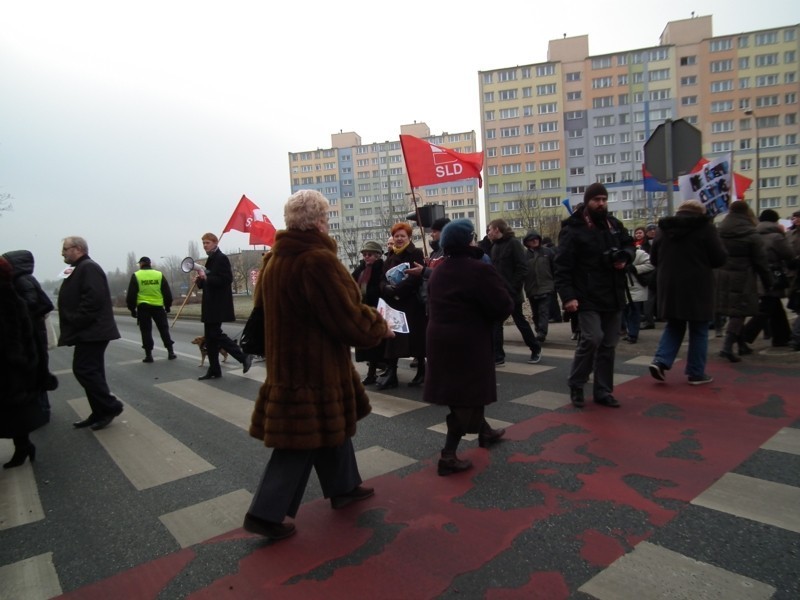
(58, 236), (124, 430)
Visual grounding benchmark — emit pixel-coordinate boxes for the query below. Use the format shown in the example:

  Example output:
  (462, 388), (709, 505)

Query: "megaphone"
(180, 257), (206, 274)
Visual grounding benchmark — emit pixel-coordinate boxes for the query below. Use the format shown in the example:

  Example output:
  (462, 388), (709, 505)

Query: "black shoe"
(738, 344), (754, 356)
(330, 486), (375, 509)
(594, 395), (621, 408)
(361, 374), (377, 385)
(718, 350), (742, 363)
(90, 415), (116, 431)
(198, 373), (221, 380)
(3, 443), (36, 469)
(242, 354), (253, 373)
(168, 352), (177, 360)
(478, 426), (506, 448)
(570, 387), (585, 408)
(640, 323), (655, 330)
(375, 367), (398, 390)
(243, 513), (296, 540)
(437, 455), (473, 476)
(73, 417), (96, 429)
(143, 354), (154, 363)
(649, 361), (667, 382)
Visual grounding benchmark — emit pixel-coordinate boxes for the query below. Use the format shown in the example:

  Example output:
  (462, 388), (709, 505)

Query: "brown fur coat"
(249, 228), (388, 449)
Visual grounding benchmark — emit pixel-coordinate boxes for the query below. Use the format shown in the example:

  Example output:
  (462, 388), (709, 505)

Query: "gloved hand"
(165, 307), (171, 314)
(131, 310), (138, 319)
(625, 264), (638, 275)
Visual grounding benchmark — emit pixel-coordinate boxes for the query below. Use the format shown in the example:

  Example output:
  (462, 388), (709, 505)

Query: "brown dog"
(191, 336), (229, 367)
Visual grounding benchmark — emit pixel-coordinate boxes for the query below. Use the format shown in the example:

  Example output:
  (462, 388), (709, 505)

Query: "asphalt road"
(1, 316), (798, 599)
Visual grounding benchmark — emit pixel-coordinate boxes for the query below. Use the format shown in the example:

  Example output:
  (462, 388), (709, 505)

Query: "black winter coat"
(651, 211), (727, 322)
(352, 258), (386, 363)
(714, 211), (771, 317)
(380, 243), (426, 358)
(57, 255), (120, 345)
(424, 247), (513, 409)
(755, 221), (794, 299)
(490, 233), (528, 303)
(554, 208), (635, 312)
(197, 248), (236, 323)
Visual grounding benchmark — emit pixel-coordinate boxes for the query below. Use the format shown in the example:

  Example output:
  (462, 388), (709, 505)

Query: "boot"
(478, 421), (506, 448)
(167, 345), (177, 360)
(737, 334), (754, 355)
(375, 366), (398, 390)
(362, 363), (378, 385)
(143, 350), (154, 363)
(408, 359), (425, 387)
(3, 440), (36, 469)
(437, 451), (472, 476)
(719, 332), (741, 362)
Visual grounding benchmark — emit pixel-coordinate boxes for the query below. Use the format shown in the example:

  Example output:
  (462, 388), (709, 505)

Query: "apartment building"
(479, 15), (799, 240)
(288, 122), (480, 268)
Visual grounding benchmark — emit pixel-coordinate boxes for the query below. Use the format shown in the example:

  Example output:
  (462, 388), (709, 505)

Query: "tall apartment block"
(288, 122), (480, 267)
(479, 15), (799, 240)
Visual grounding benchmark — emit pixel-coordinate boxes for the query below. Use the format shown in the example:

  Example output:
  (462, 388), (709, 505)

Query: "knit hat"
(677, 200), (706, 215)
(758, 209), (780, 223)
(138, 256), (151, 266)
(440, 218), (475, 251)
(645, 223), (657, 231)
(431, 217), (451, 232)
(584, 183), (608, 202)
(360, 241), (383, 254)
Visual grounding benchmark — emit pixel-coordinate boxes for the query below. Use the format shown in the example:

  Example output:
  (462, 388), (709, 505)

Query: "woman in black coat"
(714, 202), (772, 361)
(351, 240), (386, 384)
(376, 222), (426, 390)
(0, 257), (49, 469)
(424, 220), (513, 475)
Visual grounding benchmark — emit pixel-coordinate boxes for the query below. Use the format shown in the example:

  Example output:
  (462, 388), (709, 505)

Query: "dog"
(191, 336), (229, 368)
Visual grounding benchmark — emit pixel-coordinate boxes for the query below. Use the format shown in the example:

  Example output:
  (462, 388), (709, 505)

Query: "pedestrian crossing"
(1, 350), (798, 599)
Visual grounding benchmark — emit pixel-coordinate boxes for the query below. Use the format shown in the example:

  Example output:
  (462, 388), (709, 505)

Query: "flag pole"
(409, 189), (429, 259)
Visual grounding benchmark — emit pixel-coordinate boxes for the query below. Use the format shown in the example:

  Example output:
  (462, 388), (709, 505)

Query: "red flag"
(400, 135), (484, 189)
(222, 195), (277, 246)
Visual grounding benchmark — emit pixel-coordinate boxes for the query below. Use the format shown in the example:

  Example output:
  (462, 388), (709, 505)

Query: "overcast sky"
(1, 0), (797, 280)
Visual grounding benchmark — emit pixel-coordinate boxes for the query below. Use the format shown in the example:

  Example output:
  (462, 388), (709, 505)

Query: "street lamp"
(745, 110), (759, 213)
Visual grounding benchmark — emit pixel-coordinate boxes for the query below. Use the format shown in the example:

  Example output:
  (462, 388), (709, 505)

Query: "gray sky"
(1, 0), (796, 281)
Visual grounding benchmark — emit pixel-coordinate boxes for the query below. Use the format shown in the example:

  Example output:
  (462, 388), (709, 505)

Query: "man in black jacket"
(554, 184), (635, 408)
(195, 233), (252, 380)
(58, 236), (124, 430)
(488, 219), (541, 365)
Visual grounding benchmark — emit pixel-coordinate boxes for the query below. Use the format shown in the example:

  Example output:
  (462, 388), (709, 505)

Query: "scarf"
(356, 264), (372, 297)
(393, 242), (409, 255)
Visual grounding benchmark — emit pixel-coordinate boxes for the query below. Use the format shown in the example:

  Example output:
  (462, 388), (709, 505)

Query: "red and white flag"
(222, 195), (277, 246)
(400, 135), (484, 189)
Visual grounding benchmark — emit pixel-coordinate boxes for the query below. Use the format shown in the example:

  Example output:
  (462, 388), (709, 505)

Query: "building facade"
(288, 123), (480, 268)
(479, 15), (799, 239)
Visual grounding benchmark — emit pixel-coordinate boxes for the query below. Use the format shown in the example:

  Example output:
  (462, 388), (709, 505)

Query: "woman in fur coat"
(244, 190), (393, 541)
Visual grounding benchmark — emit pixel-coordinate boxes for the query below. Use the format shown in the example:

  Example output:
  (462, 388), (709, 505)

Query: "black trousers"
(203, 322), (245, 374)
(72, 341), (123, 418)
(743, 296), (791, 346)
(247, 439), (362, 522)
(493, 299), (540, 360)
(137, 304), (173, 352)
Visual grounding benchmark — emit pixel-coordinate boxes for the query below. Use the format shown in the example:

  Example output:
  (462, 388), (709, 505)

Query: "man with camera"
(554, 183), (635, 409)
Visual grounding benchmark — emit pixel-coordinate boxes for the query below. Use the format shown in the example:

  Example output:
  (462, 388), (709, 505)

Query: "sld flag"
(400, 135), (483, 189)
(222, 195), (277, 246)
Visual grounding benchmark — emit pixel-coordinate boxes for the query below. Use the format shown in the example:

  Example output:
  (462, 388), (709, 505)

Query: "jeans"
(528, 293), (552, 338)
(623, 301), (642, 340)
(653, 319), (709, 378)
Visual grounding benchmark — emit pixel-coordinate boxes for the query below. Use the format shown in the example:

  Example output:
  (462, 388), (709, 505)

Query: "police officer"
(126, 257), (176, 362)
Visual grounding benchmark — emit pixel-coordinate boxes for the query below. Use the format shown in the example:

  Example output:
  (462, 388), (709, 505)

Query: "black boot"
(167, 345), (177, 360)
(375, 366), (398, 390)
(362, 363), (378, 385)
(143, 350), (154, 363)
(4, 438), (36, 469)
(719, 332), (741, 362)
(408, 359), (425, 387)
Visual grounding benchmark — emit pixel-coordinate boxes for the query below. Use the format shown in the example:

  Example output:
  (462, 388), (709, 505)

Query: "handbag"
(770, 265), (789, 290)
(239, 306), (265, 356)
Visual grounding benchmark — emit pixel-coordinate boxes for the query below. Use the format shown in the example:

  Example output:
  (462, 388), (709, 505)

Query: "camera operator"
(554, 183), (635, 409)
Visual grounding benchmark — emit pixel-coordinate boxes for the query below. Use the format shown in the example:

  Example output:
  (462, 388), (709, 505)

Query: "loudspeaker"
(406, 204), (445, 228)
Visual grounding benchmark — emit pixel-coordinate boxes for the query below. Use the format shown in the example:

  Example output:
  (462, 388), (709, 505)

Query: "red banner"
(222, 195), (277, 246)
(400, 135), (483, 189)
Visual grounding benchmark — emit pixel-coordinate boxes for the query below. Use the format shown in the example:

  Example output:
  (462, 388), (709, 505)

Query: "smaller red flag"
(222, 195), (277, 246)
(400, 135), (484, 189)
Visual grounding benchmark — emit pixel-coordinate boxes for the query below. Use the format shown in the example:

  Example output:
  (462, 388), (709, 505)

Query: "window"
(502, 164), (522, 174)
(710, 38), (732, 52)
(522, 87), (533, 98)
(617, 54), (628, 66)
(650, 89), (670, 101)
(740, 138), (751, 150)
(483, 91), (494, 103)
(486, 147), (497, 157)
(524, 124), (535, 135)
(739, 78), (751, 89)
(760, 197), (780, 209)
(498, 69), (517, 82)
(521, 67), (531, 78)
(486, 129), (496, 139)
(711, 120), (734, 133)
(482, 73), (493, 84)
(760, 177), (781, 188)
(680, 76), (697, 86)
(499, 108), (519, 119)
(758, 135), (780, 148)
(499, 89), (518, 100)
(786, 29), (797, 42)
(785, 50), (797, 63)
(755, 53), (779, 67)
(500, 126), (519, 138)
(595, 153), (616, 165)
(537, 83), (557, 95)
(786, 93), (797, 104)
(567, 91), (582, 101)
(523, 105), (533, 117)
(620, 132), (632, 143)
(756, 95), (779, 107)
(526, 162), (536, 172)
(536, 64), (556, 76)
(755, 31), (778, 45)
(592, 57), (612, 69)
(538, 102), (558, 114)
(500, 145), (520, 156)
(711, 80), (734, 92)
(755, 115), (779, 128)
(597, 173), (616, 184)
(738, 35), (750, 48)
(649, 68), (670, 81)
(539, 140), (559, 151)
(755, 74), (780, 87)
(761, 156), (781, 169)
(567, 129), (584, 138)
(739, 57), (750, 69)
(711, 100), (733, 112)
(786, 155), (798, 166)
(525, 143), (536, 153)
(569, 167), (585, 176)
(680, 56), (697, 66)
(594, 134), (615, 146)
(787, 195), (798, 207)
(565, 110), (583, 120)
(618, 94), (630, 106)
(711, 141), (733, 152)
(649, 48), (669, 61)
(540, 159), (560, 170)
(484, 110), (495, 121)
(539, 121), (558, 133)
(592, 76), (613, 88)
(710, 59), (733, 72)
(786, 72), (797, 84)
(592, 96), (614, 109)
(569, 148), (584, 157)
(566, 72), (581, 82)
(540, 178), (561, 189)
(594, 115), (615, 127)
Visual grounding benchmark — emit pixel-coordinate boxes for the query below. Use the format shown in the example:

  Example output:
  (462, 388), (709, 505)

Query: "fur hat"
(758, 209), (780, 223)
(440, 218), (475, 251)
(431, 217), (451, 232)
(138, 256), (151, 266)
(360, 241), (383, 254)
(584, 183), (608, 202)
(677, 200), (706, 215)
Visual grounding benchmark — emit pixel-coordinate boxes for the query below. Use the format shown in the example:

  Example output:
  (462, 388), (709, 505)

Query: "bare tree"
(337, 224), (364, 270)
(503, 191), (564, 242)
(230, 249), (263, 296)
(126, 252), (138, 275)
(187, 240), (200, 260)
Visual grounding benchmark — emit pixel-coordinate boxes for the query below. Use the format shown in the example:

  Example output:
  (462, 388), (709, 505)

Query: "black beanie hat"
(431, 217), (451, 232)
(584, 183), (608, 202)
(138, 256), (151, 266)
(758, 209), (780, 223)
(440, 218), (475, 251)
